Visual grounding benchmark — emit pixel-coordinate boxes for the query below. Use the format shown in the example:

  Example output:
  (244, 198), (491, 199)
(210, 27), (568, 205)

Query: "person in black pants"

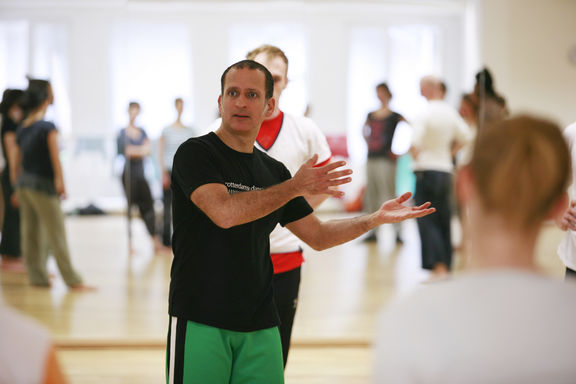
(117, 101), (164, 253)
(0, 89), (25, 272)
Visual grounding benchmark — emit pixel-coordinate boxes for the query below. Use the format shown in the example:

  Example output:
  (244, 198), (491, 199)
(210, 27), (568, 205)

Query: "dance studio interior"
(1, 0), (575, 383)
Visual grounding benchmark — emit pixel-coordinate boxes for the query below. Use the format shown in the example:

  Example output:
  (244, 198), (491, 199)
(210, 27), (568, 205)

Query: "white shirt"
(161, 124), (196, 171)
(373, 271), (576, 384)
(0, 304), (51, 384)
(206, 113), (332, 253)
(411, 100), (471, 173)
(558, 122), (576, 271)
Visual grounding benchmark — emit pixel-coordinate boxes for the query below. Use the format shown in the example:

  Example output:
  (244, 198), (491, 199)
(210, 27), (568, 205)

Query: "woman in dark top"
(0, 89), (25, 272)
(117, 101), (163, 252)
(362, 82), (405, 244)
(16, 79), (92, 289)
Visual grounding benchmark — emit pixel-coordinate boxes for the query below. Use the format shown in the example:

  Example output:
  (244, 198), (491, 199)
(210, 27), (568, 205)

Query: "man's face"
(252, 53), (288, 109)
(175, 99), (183, 115)
(218, 67), (274, 135)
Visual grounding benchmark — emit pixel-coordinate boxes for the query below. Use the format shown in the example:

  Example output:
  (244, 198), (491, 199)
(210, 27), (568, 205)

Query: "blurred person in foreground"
(556, 120), (576, 280)
(165, 59), (435, 384)
(0, 301), (67, 383)
(373, 115), (576, 383)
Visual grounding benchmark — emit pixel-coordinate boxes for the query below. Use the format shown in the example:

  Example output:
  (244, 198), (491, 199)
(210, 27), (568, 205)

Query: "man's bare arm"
(191, 155), (352, 228)
(286, 192), (435, 251)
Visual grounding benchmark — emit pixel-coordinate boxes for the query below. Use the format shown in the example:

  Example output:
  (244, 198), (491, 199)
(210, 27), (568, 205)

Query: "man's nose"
(235, 95), (248, 108)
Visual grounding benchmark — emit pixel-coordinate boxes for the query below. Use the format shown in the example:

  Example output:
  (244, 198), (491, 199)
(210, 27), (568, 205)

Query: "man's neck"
(265, 107), (282, 121)
(215, 126), (256, 154)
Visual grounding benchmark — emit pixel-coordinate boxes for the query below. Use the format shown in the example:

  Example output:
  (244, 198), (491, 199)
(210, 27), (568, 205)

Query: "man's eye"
(247, 92), (257, 99)
(228, 90), (238, 97)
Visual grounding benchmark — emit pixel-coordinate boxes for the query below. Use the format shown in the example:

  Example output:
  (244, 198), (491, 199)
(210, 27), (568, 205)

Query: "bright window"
(110, 22), (193, 139)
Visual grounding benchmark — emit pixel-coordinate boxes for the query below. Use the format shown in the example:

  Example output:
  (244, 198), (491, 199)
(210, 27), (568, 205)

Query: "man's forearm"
(287, 212), (376, 251)
(309, 215), (375, 250)
(195, 178), (301, 229)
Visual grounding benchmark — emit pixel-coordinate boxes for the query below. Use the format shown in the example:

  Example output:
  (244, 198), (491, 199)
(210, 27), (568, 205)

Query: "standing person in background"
(15, 79), (92, 290)
(158, 98), (195, 248)
(556, 120), (576, 280)
(411, 75), (470, 280)
(362, 82), (405, 245)
(117, 101), (163, 253)
(373, 115), (576, 383)
(473, 67), (508, 130)
(245, 44), (333, 367)
(0, 89), (25, 272)
(456, 93), (478, 166)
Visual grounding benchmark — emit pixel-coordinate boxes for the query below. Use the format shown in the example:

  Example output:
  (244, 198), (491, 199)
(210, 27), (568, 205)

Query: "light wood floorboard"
(0, 213), (566, 383)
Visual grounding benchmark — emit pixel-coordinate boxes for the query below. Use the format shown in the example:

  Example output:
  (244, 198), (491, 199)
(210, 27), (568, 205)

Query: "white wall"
(479, 0), (576, 127)
(0, 0), (471, 209)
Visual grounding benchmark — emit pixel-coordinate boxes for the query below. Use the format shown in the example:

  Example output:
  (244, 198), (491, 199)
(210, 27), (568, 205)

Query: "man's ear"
(217, 95), (222, 115)
(547, 191), (570, 222)
(264, 97), (276, 118)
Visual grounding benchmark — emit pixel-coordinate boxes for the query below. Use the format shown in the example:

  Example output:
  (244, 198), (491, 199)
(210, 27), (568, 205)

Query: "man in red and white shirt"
(246, 45), (332, 367)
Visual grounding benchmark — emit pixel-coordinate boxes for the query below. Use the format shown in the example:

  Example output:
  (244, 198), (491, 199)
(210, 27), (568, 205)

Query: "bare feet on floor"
(0, 257), (27, 273)
(69, 284), (97, 292)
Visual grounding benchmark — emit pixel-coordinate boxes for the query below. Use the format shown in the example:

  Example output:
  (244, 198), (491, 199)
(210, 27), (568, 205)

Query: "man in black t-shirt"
(166, 59), (435, 384)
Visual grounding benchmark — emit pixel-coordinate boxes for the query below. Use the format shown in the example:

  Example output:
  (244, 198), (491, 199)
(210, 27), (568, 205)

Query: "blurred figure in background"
(117, 101), (163, 253)
(0, 89), (25, 272)
(411, 75), (470, 280)
(473, 67), (508, 130)
(362, 82), (405, 244)
(556, 120), (576, 280)
(374, 115), (576, 383)
(16, 79), (92, 290)
(158, 97), (195, 248)
(0, 301), (68, 383)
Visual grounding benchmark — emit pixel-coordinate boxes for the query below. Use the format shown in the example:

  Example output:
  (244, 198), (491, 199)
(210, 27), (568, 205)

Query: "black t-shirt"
(16, 120), (56, 180)
(364, 111), (403, 159)
(169, 132), (313, 332)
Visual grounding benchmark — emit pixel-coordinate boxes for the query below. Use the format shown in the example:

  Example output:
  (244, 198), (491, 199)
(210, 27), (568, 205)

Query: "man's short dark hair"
(220, 60), (274, 100)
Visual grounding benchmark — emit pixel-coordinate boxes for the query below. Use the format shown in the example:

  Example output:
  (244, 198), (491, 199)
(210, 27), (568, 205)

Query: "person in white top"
(158, 98), (195, 247)
(0, 302), (67, 383)
(557, 121), (576, 279)
(410, 75), (470, 279)
(374, 115), (576, 384)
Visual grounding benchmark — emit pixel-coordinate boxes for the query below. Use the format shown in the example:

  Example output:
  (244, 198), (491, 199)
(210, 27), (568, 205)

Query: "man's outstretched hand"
(376, 192), (435, 223)
(291, 154), (353, 198)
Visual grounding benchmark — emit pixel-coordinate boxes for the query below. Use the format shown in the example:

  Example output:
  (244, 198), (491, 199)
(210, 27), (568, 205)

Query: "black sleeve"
(172, 138), (223, 199)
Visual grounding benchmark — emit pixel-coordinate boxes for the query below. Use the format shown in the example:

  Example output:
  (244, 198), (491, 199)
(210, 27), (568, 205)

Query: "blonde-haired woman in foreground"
(374, 115), (576, 383)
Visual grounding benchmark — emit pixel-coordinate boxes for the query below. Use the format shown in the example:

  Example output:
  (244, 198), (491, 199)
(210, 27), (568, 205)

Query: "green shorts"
(166, 317), (284, 384)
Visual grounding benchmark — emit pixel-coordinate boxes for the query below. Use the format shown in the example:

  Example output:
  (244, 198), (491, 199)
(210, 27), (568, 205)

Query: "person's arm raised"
(191, 155), (352, 229)
(286, 192), (435, 251)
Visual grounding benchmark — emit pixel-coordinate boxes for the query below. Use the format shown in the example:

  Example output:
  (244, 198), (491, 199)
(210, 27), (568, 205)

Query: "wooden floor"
(0, 211), (567, 383)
